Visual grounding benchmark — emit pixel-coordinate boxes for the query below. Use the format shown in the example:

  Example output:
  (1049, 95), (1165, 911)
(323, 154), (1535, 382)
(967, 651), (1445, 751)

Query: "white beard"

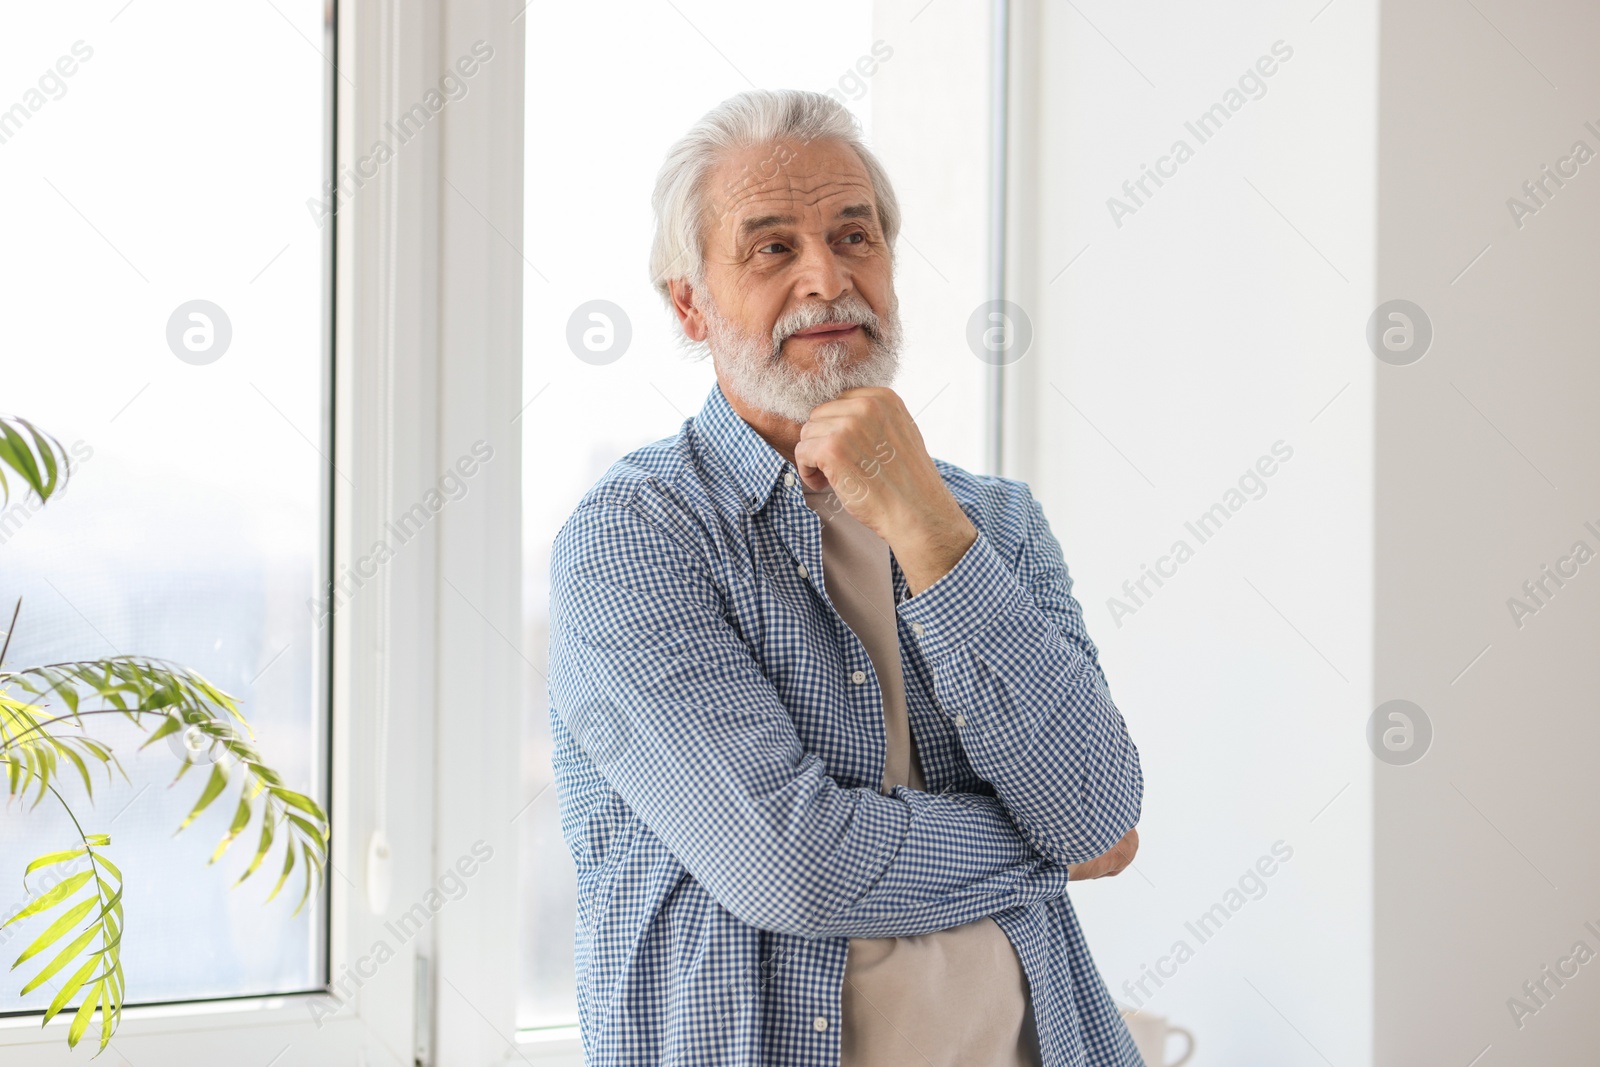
(702, 289), (903, 424)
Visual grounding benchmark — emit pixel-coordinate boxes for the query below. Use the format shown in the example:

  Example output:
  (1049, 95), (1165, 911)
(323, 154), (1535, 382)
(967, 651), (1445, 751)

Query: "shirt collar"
(691, 379), (792, 515)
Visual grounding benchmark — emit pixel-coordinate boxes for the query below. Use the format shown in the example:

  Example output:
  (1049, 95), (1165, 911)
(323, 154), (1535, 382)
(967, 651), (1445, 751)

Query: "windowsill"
(514, 1025), (583, 1063)
(517, 1024), (581, 1043)
(0, 990), (330, 1037)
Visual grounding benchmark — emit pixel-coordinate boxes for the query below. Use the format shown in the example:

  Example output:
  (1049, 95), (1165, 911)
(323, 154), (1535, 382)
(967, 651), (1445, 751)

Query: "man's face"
(673, 137), (902, 424)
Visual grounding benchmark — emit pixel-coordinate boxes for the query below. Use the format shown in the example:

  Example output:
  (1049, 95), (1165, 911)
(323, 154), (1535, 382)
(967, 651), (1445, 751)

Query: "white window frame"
(0, 0), (531, 1063)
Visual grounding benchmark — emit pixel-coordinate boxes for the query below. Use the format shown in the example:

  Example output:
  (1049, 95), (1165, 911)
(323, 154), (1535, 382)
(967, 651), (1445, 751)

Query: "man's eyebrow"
(735, 203), (877, 239)
(737, 213), (795, 238)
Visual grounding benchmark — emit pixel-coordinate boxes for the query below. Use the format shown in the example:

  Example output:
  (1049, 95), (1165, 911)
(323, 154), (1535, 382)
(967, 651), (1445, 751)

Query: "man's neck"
(716, 371), (803, 467)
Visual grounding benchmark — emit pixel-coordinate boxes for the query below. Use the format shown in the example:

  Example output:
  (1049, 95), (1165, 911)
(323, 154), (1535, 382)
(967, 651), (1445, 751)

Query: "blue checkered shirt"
(548, 381), (1144, 1066)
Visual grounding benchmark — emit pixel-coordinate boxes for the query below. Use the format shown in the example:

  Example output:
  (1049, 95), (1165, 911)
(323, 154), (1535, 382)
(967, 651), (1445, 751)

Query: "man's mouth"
(789, 323), (861, 341)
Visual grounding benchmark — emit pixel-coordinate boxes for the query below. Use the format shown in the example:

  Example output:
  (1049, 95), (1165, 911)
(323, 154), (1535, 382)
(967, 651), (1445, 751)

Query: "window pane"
(0, 0), (331, 1009)
(518, 0), (915, 1030)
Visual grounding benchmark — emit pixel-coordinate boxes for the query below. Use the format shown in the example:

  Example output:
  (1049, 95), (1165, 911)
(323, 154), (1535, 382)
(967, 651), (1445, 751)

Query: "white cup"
(1119, 1008), (1194, 1066)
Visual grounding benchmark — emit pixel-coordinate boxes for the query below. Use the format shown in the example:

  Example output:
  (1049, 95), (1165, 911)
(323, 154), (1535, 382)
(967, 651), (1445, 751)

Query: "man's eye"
(757, 242), (788, 254)
(839, 232), (865, 245)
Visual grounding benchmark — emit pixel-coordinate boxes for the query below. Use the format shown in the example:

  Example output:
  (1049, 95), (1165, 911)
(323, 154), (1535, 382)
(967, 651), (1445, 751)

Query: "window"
(1, 0), (332, 1013)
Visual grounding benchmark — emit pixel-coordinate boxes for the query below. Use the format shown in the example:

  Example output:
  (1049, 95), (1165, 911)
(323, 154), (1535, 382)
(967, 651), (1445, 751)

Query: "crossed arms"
(547, 482), (1142, 941)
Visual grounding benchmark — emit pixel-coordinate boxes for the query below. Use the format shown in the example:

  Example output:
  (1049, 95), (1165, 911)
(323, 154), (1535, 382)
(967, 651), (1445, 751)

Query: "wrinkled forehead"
(700, 138), (878, 250)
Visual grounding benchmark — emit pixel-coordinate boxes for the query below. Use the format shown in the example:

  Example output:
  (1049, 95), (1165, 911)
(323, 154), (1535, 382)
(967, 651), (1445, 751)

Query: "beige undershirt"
(802, 483), (1042, 1067)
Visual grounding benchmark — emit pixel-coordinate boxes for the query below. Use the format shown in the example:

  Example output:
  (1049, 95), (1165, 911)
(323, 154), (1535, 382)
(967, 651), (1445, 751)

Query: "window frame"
(0, 0), (531, 1062)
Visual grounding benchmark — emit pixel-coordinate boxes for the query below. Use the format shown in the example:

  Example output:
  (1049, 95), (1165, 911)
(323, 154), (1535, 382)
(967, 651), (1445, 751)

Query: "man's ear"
(668, 278), (708, 343)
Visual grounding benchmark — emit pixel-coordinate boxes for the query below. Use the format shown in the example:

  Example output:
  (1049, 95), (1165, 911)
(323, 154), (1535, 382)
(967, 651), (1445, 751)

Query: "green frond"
(0, 415), (72, 507)
(1, 638), (330, 1054)
(3, 829), (124, 1053)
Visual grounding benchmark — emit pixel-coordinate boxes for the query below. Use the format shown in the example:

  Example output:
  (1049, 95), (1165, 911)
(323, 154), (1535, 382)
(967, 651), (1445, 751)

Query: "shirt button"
(797, 564), (809, 579)
(784, 472), (796, 487)
(851, 669), (866, 685)
(954, 713), (966, 727)
(911, 622), (926, 637)
(813, 1016), (830, 1032)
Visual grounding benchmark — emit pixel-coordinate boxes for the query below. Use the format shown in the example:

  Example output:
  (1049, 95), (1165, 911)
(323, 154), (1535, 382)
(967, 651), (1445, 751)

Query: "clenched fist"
(794, 387), (977, 596)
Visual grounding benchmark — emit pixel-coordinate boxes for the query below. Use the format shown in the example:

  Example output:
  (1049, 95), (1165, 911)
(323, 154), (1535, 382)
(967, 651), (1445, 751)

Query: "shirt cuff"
(896, 527), (1026, 662)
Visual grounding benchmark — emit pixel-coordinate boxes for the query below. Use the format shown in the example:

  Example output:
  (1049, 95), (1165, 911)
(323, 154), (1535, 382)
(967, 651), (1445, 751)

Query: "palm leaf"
(1, 656), (330, 1052)
(1, 463), (331, 1054)
(0, 415), (72, 506)
(2, 827), (122, 1046)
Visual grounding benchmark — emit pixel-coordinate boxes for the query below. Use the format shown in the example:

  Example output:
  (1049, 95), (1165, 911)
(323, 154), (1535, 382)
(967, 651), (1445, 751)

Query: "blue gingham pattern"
(547, 381), (1145, 1066)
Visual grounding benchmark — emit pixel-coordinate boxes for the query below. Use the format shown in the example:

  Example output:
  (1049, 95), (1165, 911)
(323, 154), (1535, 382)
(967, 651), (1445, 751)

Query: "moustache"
(773, 301), (881, 347)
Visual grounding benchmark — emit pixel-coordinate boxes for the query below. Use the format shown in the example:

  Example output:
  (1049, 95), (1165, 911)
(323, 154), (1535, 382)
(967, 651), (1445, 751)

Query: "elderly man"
(548, 88), (1144, 1067)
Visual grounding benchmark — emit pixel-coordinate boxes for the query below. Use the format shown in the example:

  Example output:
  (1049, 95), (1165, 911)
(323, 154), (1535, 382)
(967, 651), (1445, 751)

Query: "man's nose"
(793, 239), (849, 303)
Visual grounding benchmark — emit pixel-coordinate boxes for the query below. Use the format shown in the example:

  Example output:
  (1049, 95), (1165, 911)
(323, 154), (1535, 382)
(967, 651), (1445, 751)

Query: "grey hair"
(648, 88), (901, 309)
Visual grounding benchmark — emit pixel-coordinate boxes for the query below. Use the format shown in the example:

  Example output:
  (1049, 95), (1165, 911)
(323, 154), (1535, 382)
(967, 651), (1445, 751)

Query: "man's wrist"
(894, 514), (978, 596)
(895, 523), (1030, 679)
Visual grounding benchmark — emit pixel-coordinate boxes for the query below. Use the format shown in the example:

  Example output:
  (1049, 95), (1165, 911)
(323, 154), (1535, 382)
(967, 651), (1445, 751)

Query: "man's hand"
(794, 387), (977, 595)
(1067, 827), (1139, 881)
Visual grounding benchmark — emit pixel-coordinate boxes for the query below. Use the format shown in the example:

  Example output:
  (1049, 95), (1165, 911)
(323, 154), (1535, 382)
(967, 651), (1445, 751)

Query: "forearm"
(794, 786), (1073, 939)
(897, 526), (1143, 867)
(946, 614), (1142, 865)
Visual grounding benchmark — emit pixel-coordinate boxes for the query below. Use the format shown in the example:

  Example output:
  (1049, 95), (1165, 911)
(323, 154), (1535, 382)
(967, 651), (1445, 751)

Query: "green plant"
(0, 415), (330, 1056)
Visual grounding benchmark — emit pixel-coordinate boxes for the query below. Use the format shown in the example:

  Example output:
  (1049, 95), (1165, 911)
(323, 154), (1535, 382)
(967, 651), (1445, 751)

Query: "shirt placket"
(763, 469), (878, 1056)
(768, 466), (889, 794)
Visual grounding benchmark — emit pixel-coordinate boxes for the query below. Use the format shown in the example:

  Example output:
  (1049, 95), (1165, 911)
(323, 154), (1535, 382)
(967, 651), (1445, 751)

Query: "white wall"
(1010, 2), (1377, 1063)
(1375, 0), (1600, 1062)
